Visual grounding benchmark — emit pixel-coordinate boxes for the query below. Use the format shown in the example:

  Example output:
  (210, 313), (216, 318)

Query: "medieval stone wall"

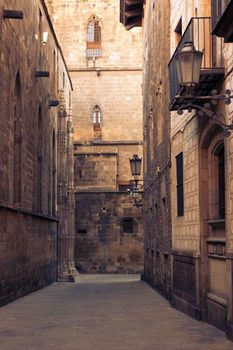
(45, 0), (142, 69)
(46, 0), (144, 274)
(70, 71), (142, 142)
(0, 0), (74, 304)
(142, 0), (172, 297)
(75, 192), (144, 273)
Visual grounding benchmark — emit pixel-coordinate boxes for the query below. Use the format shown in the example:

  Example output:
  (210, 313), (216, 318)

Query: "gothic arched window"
(87, 15), (102, 58)
(92, 105), (101, 139)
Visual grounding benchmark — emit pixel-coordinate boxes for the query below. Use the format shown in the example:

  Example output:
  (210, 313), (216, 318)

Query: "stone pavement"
(0, 275), (232, 350)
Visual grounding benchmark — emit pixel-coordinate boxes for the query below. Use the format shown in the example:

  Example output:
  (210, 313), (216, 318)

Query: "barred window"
(87, 16), (102, 58)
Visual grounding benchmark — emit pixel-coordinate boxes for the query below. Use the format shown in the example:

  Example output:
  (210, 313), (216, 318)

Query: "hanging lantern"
(175, 41), (203, 87)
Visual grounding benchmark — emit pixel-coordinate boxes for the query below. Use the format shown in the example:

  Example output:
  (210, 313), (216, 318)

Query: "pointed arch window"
(87, 15), (102, 58)
(92, 105), (101, 139)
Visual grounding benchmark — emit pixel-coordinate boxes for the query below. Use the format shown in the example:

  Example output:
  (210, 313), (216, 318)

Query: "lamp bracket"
(175, 89), (233, 136)
(128, 178), (144, 208)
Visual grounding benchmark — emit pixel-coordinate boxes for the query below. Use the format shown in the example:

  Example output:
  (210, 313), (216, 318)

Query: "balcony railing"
(168, 17), (225, 111)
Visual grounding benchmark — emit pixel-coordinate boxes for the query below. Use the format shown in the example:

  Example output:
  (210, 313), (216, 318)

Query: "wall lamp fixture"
(128, 154), (143, 208)
(175, 41), (233, 137)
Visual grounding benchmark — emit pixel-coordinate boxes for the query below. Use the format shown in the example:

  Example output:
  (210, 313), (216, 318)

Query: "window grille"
(87, 16), (102, 58)
(86, 48), (102, 58)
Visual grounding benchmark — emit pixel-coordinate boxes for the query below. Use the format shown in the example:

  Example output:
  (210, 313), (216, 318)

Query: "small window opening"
(217, 144), (225, 218)
(77, 229), (87, 235)
(176, 152), (184, 216)
(122, 218), (134, 233)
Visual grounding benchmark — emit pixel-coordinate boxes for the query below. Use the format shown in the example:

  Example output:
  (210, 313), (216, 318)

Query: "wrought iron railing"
(168, 17), (224, 108)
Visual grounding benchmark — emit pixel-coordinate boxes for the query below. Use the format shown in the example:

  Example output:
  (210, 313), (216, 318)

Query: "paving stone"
(0, 275), (232, 350)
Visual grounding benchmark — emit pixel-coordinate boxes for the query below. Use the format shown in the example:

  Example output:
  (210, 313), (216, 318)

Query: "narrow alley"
(2, 0), (233, 347)
(0, 275), (232, 350)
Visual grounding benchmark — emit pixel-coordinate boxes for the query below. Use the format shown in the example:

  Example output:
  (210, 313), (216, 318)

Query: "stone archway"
(199, 124), (227, 330)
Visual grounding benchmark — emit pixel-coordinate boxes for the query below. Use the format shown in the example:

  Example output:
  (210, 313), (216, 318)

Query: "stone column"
(57, 90), (76, 281)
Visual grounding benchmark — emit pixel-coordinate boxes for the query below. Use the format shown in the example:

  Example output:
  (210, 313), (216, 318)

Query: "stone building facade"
(121, 0), (233, 341)
(46, 0), (144, 273)
(0, 0), (75, 306)
(120, 0), (172, 297)
(141, 0), (172, 298)
(169, 0), (233, 340)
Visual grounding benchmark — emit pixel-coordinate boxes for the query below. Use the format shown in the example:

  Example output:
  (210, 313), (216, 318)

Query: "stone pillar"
(57, 90), (76, 281)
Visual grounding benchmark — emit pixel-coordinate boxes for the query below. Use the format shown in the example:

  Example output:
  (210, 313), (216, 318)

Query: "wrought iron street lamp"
(129, 154), (143, 208)
(175, 41), (233, 136)
(129, 154), (142, 177)
(175, 41), (203, 89)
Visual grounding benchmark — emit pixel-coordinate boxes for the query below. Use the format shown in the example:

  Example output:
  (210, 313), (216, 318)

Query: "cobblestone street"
(0, 275), (232, 350)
